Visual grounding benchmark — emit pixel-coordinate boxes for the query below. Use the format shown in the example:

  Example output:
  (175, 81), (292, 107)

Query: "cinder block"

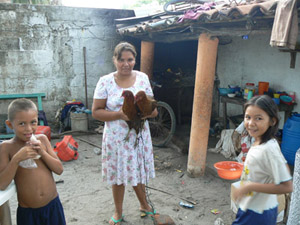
(0, 38), (19, 51)
(0, 52), (6, 66)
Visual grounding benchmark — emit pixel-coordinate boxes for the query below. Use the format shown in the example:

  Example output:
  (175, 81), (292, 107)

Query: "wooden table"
(221, 96), (295, 128)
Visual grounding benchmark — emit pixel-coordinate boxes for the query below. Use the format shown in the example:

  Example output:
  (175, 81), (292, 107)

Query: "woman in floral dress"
(92, 42), (158, 225)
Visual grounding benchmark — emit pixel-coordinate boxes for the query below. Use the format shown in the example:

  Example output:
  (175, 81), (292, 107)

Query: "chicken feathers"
(121, 90), (143, 144)
(135, 90), (157, 118)
(121, 90), (157, 147)
(122, 90), (137, 121)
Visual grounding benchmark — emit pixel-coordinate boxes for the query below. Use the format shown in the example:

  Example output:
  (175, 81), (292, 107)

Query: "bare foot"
(139, 203), (153, 213)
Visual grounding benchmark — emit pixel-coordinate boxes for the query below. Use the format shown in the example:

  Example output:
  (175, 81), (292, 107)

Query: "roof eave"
(117, 16), (275, 43)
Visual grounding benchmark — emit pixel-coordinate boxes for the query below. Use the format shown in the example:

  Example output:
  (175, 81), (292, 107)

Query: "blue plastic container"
(272, 98), (280, 105)
(218, 88), (233, 96)
(281, 114), (300, 165)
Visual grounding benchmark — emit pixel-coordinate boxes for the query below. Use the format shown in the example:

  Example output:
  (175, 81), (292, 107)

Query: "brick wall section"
(0, 3), (134, 125)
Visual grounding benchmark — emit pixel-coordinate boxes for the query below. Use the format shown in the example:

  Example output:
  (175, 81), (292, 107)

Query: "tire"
(149, 101), (176, 147)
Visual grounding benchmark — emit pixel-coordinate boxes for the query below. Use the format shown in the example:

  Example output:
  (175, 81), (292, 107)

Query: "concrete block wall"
(0, 3), (134, 126)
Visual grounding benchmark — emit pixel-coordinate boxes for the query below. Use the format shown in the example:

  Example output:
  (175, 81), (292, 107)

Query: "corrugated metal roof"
(115, 0), (300, 43)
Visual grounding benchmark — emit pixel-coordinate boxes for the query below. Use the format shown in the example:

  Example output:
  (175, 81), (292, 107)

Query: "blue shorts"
(232, 207), (277, 225)
(17, 195), (66, 225)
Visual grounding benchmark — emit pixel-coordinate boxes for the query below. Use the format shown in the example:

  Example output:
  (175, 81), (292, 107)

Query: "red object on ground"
(214, 161), (244, 180)
(35, 126), (51, 141)
(54, 135), (79, 161)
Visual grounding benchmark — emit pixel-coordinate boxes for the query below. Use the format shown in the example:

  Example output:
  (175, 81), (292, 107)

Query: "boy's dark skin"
(0, 109), (63, 208)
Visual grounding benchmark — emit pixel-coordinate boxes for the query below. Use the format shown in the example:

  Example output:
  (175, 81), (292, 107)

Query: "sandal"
(109, 215), (124, 225)
(140, 209), (158, 218)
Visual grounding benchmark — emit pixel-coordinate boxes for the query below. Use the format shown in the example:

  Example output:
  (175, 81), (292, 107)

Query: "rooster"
(135, 91), (158, 118)
(121, 90), (143, 144)
(121, 90), (157, 146)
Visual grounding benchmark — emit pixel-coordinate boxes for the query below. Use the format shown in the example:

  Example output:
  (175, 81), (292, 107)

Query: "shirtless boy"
(0, 98), (66, 225)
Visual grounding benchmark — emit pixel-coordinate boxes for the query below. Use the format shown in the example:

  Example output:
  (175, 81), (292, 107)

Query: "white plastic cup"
(30, 134), (41, 159)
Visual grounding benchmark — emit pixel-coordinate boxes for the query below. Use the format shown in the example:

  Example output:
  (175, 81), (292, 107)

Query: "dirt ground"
(8, 133), (242, 225)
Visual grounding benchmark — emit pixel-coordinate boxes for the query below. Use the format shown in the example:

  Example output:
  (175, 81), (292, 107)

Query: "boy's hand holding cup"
(18, 135), (41, 168)
(29, 134), (41, 159)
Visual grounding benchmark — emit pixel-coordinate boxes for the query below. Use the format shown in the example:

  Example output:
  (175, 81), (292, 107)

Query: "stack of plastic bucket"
(281, 114), (300, 165)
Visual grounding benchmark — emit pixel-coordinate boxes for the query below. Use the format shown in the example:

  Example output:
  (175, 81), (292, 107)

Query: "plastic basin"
(214, 161), (243, 180)
(280, 95), (292, 103)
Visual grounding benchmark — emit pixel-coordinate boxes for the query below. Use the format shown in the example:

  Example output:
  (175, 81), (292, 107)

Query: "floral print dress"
(93, 71), (155, 186)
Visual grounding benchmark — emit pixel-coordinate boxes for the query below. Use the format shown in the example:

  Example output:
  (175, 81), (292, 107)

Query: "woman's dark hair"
(244, 95), (279, 145)
(113, 42), (137, 61)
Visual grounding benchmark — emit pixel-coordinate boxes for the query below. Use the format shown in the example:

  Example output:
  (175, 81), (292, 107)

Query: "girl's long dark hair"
(244, 95), (279, 145)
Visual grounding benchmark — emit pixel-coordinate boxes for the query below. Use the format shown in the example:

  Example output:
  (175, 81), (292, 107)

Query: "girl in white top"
(232, 95), (293, 225)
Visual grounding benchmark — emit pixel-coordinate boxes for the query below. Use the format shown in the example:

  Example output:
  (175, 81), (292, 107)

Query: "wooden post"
(187, 33), (219, 177)
(140, 41), (155, 79)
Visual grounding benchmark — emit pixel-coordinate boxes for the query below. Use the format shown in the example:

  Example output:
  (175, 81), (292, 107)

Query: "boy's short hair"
(8, 98), (38, 121)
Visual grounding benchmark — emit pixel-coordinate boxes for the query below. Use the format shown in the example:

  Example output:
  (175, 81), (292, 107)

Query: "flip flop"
(140, 209), (157, 218)
(109, 215), (124, 225)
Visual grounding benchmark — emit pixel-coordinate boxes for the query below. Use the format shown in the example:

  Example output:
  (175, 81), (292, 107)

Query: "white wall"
(217, 32), (300, 119)
(0, 3), (134, 125)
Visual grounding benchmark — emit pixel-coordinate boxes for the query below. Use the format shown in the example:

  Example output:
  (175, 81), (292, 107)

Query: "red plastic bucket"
(258, 81), (269, 95)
